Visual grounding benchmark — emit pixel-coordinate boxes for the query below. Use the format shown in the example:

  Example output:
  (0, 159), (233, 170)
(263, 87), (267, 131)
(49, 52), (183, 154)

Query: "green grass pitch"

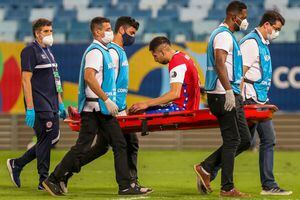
(0, 150), (299, 200)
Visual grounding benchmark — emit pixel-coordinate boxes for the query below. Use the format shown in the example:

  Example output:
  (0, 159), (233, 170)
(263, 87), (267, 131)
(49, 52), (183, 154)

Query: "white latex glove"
(117, 110), (127, 116)
(104, 98), (119, 116)
(224, 89), (236, 111)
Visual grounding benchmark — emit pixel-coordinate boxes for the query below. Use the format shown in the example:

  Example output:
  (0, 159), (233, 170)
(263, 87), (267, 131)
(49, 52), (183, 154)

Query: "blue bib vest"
(205, 26), (243, 94)
(78, 42), (116, 114)
(240, 30), (272, 103)
(108, 43), (129, 111)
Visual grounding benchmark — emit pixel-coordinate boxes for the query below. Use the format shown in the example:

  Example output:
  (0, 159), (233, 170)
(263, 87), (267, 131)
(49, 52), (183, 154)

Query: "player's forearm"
(216, 64), (231, 91)
(240, 66), (250, 90)
(84, 75), (108, 102)
(146, 91), (179, 107)
(22, 75), (34, 109)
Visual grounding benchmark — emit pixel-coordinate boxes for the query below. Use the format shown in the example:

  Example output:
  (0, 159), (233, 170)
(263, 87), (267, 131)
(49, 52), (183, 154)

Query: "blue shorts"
(145, 103), (185, 114)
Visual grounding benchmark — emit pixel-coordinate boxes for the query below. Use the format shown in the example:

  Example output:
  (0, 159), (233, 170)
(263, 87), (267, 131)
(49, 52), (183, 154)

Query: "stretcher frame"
(65, 104), (276, 136)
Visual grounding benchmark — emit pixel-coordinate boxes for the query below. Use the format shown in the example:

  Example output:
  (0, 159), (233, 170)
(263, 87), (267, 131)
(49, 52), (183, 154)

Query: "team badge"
(171, 71), (177, 78)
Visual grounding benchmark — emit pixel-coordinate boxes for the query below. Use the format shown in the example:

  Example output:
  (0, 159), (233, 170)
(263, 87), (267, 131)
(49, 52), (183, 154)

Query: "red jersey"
(168, 51), (200, 110)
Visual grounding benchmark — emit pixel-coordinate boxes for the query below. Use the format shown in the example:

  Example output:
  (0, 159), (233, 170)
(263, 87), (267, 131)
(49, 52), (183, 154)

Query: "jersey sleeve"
(84, 49), (103, 72)
(169, 56), (187, 84)
(213, 31), (233, 53)
(240, 39), (259, 68)
(21, 46), (37, 72)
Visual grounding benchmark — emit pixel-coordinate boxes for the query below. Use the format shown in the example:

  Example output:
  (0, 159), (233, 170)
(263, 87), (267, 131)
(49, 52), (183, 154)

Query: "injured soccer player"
(129, 36), (201, 114)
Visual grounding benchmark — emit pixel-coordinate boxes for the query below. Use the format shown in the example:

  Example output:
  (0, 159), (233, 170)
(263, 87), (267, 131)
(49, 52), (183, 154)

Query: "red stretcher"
(64, 104), (276, 136)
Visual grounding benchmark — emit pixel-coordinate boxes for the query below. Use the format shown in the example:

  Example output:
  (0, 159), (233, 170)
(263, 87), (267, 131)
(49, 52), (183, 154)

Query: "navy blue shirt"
(21, 41), (59, 112)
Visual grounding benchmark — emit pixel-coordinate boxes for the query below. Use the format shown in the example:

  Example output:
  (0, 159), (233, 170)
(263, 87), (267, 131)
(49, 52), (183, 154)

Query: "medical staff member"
(240, 10), (292, 195)
(193, 1), (251, 197)
(42, 17), (148, 196)
(7, 18), (66, 190)
(57, 16), (151, 194)
(130, 36), (200, 114)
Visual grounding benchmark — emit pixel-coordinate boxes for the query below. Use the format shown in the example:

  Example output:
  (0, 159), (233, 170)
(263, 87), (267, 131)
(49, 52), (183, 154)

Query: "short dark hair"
(226, 1), (247, 15)
(114, 16), (139, 34)
(259, 10), (285, 26)
(149, 36), (171, 51)
(90, 17), (110, 33)
(32, 18), (52, 38)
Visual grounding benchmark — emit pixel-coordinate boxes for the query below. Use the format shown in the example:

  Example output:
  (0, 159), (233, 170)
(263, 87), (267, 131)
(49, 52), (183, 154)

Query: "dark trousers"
(79, 132), (139, 183)
(50, 111), (131, 190)
(209, 100), (278, 189)
(201, 94), (251, 191)
(250, 120), (278, 188)
(15, 112), (60, 185)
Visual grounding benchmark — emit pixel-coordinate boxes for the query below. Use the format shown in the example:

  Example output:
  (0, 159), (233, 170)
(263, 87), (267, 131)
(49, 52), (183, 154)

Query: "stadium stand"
(0, 0), (299, 43)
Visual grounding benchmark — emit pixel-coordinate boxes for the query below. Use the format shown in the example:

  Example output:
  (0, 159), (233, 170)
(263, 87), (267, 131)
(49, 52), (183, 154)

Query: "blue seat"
(67, 31), (91, 43)
(17, 30), (32, 41)
(114, 0), (139, 11)
(170, 30), (193, 42)
(206, 9), (225, 20)
(54, 8), (77, 22)
(146, 19), (172, 33)
(0, 0), (12, 8)
(194, 33), (209, 41)
(5, 8), (30, 21)
(53, 20), (69, 33)
(105, 8), (131, 19)
(212, 0), (230, 10)
(289, 0), (300, 7)
(70, 21), (90, 31)
(243, 0), (264, 7)
(11, 0), (40, 8)
(157, 9), (179, 20)
(44, 0), (63, 8)
(165, 0), (189, 9)
(89, 0), (112, 8)
(131, 9), (152, 19)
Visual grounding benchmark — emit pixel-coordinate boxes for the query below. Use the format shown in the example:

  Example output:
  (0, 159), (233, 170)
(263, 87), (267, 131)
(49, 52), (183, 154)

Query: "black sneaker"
(42, 178), (64, 196)
(118, 185), (150, 195)
(131, 181), (153, 193)
(261, 186), (293, 196)
(60, 172), (73, 194)
(6, 159), (22, 188)
(38, 184), (45, 191)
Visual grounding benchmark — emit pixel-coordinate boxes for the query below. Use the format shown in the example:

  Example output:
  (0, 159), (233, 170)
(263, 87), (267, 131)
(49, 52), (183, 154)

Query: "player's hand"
(59, 103), (67, 119)
(224, 89), (236, 111)
(129, 102), (149, 114)
(25, 108), (35, 128)
(104, 98), (119, 117)
(271, 105), (279, 112)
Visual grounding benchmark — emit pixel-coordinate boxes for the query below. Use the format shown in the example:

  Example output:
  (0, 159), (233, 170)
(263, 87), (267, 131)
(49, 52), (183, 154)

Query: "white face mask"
(42, 34), (54, 46)
(239, 18), (249, 31)
(102, 31), (114, 44)
(267, 29), (280, 41)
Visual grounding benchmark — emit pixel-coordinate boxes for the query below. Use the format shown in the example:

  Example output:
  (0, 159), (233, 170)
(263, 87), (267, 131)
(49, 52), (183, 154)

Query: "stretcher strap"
(141, 119), (149, 136)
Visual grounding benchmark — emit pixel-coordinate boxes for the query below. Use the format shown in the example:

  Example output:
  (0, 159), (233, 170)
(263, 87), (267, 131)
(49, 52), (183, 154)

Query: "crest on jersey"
(171, 71), (177, 78)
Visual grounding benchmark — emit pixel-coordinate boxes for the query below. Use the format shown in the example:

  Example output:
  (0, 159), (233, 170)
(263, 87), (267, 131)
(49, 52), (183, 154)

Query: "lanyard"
(35, 41), (63, 93)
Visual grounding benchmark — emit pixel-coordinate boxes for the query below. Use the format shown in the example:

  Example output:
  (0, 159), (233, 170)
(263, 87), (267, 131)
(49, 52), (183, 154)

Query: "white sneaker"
(261, 187), (293, 196)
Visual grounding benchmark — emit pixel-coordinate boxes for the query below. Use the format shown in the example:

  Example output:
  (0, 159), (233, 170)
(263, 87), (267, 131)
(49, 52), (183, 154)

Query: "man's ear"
(34, 30), (39, 38)
(95, 29), (102, 37)
(119, 26), (125, 35)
